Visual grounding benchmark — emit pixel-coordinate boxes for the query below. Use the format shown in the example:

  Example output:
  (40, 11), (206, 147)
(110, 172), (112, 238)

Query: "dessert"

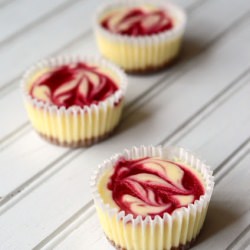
(91, 146), (214, 250)
(21, 56), (127, 147)
(94, 0), (186, 73)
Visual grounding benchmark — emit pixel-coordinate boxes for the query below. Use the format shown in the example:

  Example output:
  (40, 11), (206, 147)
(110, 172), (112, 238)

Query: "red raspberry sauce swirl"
(108, 157), (204, 218)
(101, 8), (173, 36)
(29, 62), (118, 108)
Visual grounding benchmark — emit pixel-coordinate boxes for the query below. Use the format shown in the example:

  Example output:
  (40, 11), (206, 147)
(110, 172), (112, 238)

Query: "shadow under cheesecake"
(193, 201), (240, 247)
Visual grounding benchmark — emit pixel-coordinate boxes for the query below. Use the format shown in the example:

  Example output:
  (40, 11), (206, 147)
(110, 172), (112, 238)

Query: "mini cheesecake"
(21, 57), (127, 147)
(91, 146), (214, 250)
(94, 0), (186, 73)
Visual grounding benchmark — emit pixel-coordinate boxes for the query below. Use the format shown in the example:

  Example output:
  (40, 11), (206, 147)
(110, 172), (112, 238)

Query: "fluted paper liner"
(21, 56), (127, 147)
(94, 0), (186, 72)
(91, 145), (214, 250)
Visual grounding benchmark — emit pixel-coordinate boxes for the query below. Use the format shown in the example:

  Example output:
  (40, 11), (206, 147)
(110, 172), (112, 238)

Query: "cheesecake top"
(28, 62), (119, 108)
(100, 6), (173, 37)
(98, 157), (205, 218)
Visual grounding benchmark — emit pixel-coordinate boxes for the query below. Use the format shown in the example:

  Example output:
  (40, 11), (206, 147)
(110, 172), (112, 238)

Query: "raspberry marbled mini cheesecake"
(94, 0), (186, 73)
(91, 146), (214, 250)
(21, 56), (127, 147)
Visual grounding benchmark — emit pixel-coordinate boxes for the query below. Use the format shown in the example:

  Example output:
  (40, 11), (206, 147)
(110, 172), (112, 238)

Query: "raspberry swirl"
(101, 7), (173, 36)
(29, 62), (118, 108)
(108, 157), (204, 217)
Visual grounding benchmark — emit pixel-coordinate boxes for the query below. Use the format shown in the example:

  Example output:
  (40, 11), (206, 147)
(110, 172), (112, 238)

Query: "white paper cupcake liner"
(91, 145), (214, 250)
(94, 0), (187, 72)
(21, 55), (127, 147)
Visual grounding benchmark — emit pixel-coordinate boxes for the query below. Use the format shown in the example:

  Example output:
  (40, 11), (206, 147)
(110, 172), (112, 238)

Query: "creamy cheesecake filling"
(101, 6), (173, 36)
(99, 157), (205, 218)
(29, 62), (119, 108)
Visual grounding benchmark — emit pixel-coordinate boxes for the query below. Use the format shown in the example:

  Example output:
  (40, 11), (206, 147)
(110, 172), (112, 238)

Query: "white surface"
(0, 0), (249, 249)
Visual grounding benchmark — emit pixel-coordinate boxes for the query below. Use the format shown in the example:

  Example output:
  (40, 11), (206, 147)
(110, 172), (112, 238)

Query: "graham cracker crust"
(106, 236), (195, 250)
(37, 127), (116, 148)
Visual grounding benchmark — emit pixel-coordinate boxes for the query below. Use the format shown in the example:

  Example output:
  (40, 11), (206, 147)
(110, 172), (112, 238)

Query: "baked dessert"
(91, 146), (214, 250)
(21, 56), (127, 147)
(94, 0), (186, 73)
